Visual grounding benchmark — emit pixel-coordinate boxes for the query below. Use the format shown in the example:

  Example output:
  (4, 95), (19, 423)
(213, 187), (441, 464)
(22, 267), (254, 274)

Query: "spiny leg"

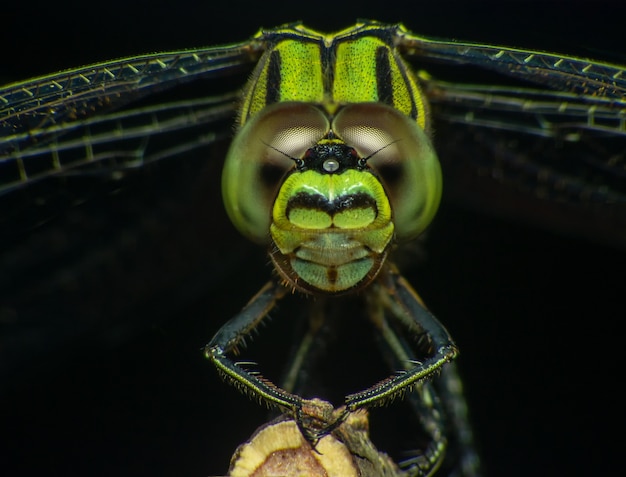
(365, 285), (448, 476)
(370, 268), (481, 476)
(206, 266), (458, 441)
(342, 266), (458, 413)
(204, 279), (303, 410)
(205, 279), (338, 441)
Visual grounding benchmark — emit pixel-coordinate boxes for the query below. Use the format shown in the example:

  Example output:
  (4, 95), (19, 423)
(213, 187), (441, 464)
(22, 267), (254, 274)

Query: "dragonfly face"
(222, 23), (442, 294)
(225, 100), (441, 293)
(2, 13), (625, 477)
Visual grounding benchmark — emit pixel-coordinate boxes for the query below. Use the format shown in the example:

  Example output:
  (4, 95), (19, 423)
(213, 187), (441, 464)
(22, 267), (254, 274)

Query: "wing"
(0, 39), (262, 392)
(397, 32), (626, 247)
(0, 39), (258, 196)
(398, 33), (626, 102)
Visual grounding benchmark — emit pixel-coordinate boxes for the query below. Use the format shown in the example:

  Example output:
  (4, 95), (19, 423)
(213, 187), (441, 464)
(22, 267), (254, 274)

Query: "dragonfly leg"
(344, 266), (458, 411)
(204, 279), (304, 412)
(370, 293), (448, 476)
(206, 279), (343, 443)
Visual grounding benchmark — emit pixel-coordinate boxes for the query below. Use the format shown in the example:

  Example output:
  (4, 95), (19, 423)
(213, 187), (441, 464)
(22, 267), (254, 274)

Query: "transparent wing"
(0, 38), (254, 139)
(398, 33), (626, 246)
(0, 39), (258, 194)
(0, 39), (260, 384)
(425, 80), (626, 203)
(398, 33), (626, 103)
(0, 93), (239, 196)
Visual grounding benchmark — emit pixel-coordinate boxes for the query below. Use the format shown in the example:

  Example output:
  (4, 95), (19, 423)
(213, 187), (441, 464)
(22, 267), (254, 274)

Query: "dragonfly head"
(222, 102), (442, 294)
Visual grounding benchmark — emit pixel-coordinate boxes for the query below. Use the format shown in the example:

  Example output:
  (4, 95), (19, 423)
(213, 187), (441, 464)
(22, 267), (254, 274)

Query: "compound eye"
(222, 102), (330, 243)
(333, 103), (442, 241)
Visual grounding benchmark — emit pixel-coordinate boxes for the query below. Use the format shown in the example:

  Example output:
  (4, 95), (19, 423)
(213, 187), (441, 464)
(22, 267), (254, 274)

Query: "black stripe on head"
(286, 192), (377, 217)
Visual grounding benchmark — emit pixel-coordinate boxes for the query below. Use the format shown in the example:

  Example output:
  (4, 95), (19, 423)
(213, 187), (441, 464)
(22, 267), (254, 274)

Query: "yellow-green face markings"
(223, 23), (442, 294)
(270, 167), (394, 293)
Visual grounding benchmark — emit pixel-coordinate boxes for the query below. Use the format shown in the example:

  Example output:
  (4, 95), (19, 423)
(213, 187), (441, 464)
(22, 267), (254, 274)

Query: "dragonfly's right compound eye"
(222, 102), (330, 244)
(333, 103), (442, 242)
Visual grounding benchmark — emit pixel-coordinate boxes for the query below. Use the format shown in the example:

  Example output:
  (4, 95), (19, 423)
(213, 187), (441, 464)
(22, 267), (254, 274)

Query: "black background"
(1, 1), (624, 476)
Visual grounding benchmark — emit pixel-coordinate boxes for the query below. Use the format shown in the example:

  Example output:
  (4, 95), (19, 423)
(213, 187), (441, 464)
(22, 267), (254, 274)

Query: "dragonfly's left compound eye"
(333, 103), (442, 241)
(222, 103), (330, 244)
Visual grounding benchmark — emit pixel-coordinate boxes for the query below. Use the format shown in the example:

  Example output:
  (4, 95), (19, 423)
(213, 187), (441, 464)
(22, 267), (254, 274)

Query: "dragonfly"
(1, 19), (625, 477)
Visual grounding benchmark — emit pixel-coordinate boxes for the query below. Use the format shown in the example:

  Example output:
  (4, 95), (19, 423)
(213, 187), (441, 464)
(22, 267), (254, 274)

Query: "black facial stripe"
(286, 192), (377, 217)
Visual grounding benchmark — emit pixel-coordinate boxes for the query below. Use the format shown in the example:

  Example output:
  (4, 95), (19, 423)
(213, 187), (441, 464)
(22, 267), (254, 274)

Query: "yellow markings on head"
(333, 206), (376, 229)
(288, 208), (332, 229)
(269, 169), (395, 293)
(272, 169), (391, 234)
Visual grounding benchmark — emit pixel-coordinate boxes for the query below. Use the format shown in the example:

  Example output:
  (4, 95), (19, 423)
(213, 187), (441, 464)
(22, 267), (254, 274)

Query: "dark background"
(1, 1), (624, 476)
